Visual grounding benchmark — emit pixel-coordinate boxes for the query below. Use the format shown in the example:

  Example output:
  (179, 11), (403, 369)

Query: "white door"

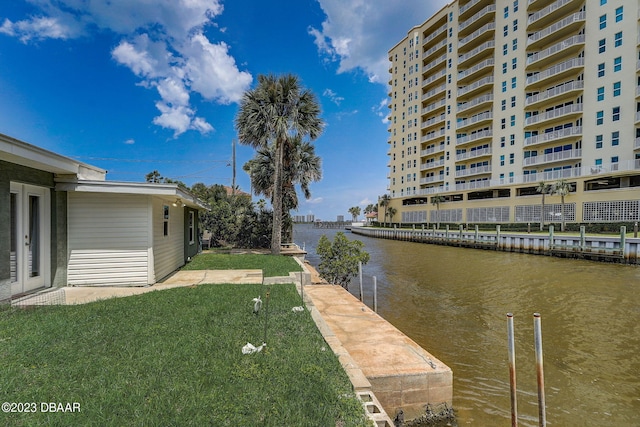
(10, 183), (50, 296)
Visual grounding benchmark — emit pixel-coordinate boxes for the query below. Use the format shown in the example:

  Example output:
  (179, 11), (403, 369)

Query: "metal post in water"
(358, 261), (363, 302)
(475, 225), (479, 243)
(620, 226), (627, 258)
(634, 222), (638, 238)
(373, 276), (377, 313)
(580, 226), (586, 251)
(548, 225), (554, 251)
(533, 313), (546, 427)
(507, 313), (518, 427)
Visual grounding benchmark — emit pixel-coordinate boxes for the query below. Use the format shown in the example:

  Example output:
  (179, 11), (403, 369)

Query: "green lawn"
(0, 284), (370, 426)
(183, 253), (302, 277)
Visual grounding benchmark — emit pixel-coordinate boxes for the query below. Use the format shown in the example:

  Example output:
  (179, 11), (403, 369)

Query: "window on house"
(501, 99), (506, 111)
(597, 87), (604, 101)
(503, 25), (508, 37)
(510, 134), (515, 145)
(613, 81), (621, 97)
(500, 155), (505, 166)
(504, 6), (509, 18)
(501, 118), (506, 129)
(500, 136), (506, 147)
(612, 131), (619, 146)
(163, 205), (170, 236)
(513, 20), (518, 32)
(509, 153), (515, 164)
(614, 32), (622, 47)
(599, 14), (606, 29)
(510, 115), (516, 126)
(600, 0), (606, 4)
(598, 63), (605, 77)
(596, 135), (603, 148)
(614, 57), (621, 72)
(511, 96), (516, 107)
(612, 106), (620, 121)
(503, 44), (508, 55)
(512, 39), (517, 51)
(598, 39), (606, 53)
(615, 6), (623, 22)
(511, 77), (516, 89)
(502, 81), (507, 92)
(596, 111), (604, 125)
(502, 62), (508, 74)
(188, 211), (195, 244)
(512, 58), (517, 69)
(513, 0), (518, 12)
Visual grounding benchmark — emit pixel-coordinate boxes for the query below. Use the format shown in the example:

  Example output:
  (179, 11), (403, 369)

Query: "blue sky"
(0, 0), (448, 220)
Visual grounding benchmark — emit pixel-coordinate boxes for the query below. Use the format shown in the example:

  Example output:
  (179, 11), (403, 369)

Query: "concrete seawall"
(351, 225), (640, 264)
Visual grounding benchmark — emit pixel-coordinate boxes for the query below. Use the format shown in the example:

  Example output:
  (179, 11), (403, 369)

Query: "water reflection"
(293, 224), (640, 426)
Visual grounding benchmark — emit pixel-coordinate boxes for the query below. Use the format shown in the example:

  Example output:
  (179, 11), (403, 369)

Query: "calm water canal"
(293, 224), (640, 426)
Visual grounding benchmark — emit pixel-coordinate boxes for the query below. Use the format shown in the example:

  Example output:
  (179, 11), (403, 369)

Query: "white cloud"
(310, 0), (450, 83)
(359, 198), (371, 206)
(124, 138), (135, 145)
(306, 197), (324, 205)
(323, 88), (344, 105)
(3, 0), (250, 136)
(372, 97), (390, 124)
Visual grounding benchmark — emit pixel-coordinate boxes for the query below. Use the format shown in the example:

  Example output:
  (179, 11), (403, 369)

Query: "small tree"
(387, 206), (397, 224)
(536, 181), (551, 231)
(552, 179), (573, 232)
(431, 195), (445, 229)
(379, 194), (391, 227)
(316, 232), (370, 290)
(348, 206), (361, 222)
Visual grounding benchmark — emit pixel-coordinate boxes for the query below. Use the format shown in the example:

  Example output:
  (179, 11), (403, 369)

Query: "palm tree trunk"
(540, 194), (545, 231)
(271, 140), (284, 255)
(561, 195), (565, 232)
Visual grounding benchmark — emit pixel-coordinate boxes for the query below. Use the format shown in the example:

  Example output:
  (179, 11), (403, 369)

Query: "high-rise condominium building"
(386, 0), (640, 225)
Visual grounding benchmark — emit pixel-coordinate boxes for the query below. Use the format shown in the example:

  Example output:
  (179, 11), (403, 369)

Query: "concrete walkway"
(11, 270), (263, 306)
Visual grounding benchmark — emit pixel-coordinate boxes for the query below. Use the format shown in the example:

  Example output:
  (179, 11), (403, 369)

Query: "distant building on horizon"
(306, 214), (315, 223)
(385, 0), (640, 225)
(337, 215), (344, 222)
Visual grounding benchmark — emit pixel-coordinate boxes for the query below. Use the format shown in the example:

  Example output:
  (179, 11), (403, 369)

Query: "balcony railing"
(457, 111), (493, 129)
(525, 80), (584, 106)
(420, 175), (445, 184)
(526, 57), (584, 86)
(635, 137), (640, 149)
(526, 35), (585, 66)
(455, 180), (491, 191)
(423, 54), (447, 74)
(459, 4), (496, 32)
(423, 39), (447, 61)
(422, 84), (446, 102)
(422, 69), (446, 89)
(458, 58), (494, 81)
(458, 40), (495, 65)
(527, 12), (586, 46)
(423, 24), (447, 45)
(421, 143), (445, 156)
(456, 147), (492, 161)
(420, 159), (446, 171)
(457, 93), (494, 113)
(456, 129), (492, 146)
(522, 148), (582, 166)
(459, 22), (495, 48)
(421, 114), (446, 130)
(457, 76), (494, 98)
(528, 0), (573, 26)
(524, 126), (582, 146)
(422, 99), (447, 115)
(459, 0), (482, 16)
(455, 164), (492, 178)
(421, 129), (446, 144)
(525, 103), (583, 126)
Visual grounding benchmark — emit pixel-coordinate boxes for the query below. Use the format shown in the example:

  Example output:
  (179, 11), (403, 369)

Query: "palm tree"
(431, 195), (445, 229)
(536, 181), (551, 231)
(387, 206), (397, 225)
(236, 74), (324, 254)
(552, 179), (573, 232)
(348, 206), (361, 222)
(243, 135), (322, 241)
(379, 194), (391, 227)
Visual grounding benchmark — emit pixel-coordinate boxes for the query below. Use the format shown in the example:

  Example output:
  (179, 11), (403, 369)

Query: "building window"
(500, 136), (506, 147)
(502, 62), (508, 74)
(612, 106), (620, 121)
(598, 39), (606, 53)
(615, 6), (623, 22)
(612, 131), (620, 146)
(502, 81), (507, 92)
(503, 25), (508, 37)
(512, 58), (517, 69)
(500, 155), (505, 166)
(513, 0), (518, 12)
(614, 32), (622, 47)
(188, 211), (195, 244)
(613, 81), (621, 97)
(501, 99), (506, 111)
(596, 110), (604, 125)
(597, 87), (604, 101)
(512, 38), (517, 51)
(503, 43), (508, 55)
(596, 135), (603, 149)
(599, 14), (606, 29)
(509, 153), (515, 164)
(598, 63), (605, 77)
(510, 134), (515, 145)
(595, 158), (602, 166)
(511, 77), (516, 89)
(513, 20), (518, 32)
(511, 96), (516, 107)
(510, 115), (516, 126)
(501, 118), (506, 129)
(163, 205), (170, 236)
(504, 6), (509, 18)
(614, 56), (621, 72)
(600, 0), (606, 4)
(612, 156), (619, 164)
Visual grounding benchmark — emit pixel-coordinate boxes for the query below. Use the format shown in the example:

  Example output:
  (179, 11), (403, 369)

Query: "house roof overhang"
(55, 179), (210, 210)
(0, 133), (107, 180)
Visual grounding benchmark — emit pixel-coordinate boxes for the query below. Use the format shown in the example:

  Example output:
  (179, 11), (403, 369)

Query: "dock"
(303, 283), (453, 421)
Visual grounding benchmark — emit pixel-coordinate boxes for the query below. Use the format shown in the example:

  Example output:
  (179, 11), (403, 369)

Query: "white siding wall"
(152, 198), (185, 281)
(68, 193), (151, 286)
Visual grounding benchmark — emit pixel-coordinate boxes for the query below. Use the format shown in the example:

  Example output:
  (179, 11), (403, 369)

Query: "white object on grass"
(252, 296), (262, 314)
(242, 342), (266, 355)
(291, 306), (304, 312)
